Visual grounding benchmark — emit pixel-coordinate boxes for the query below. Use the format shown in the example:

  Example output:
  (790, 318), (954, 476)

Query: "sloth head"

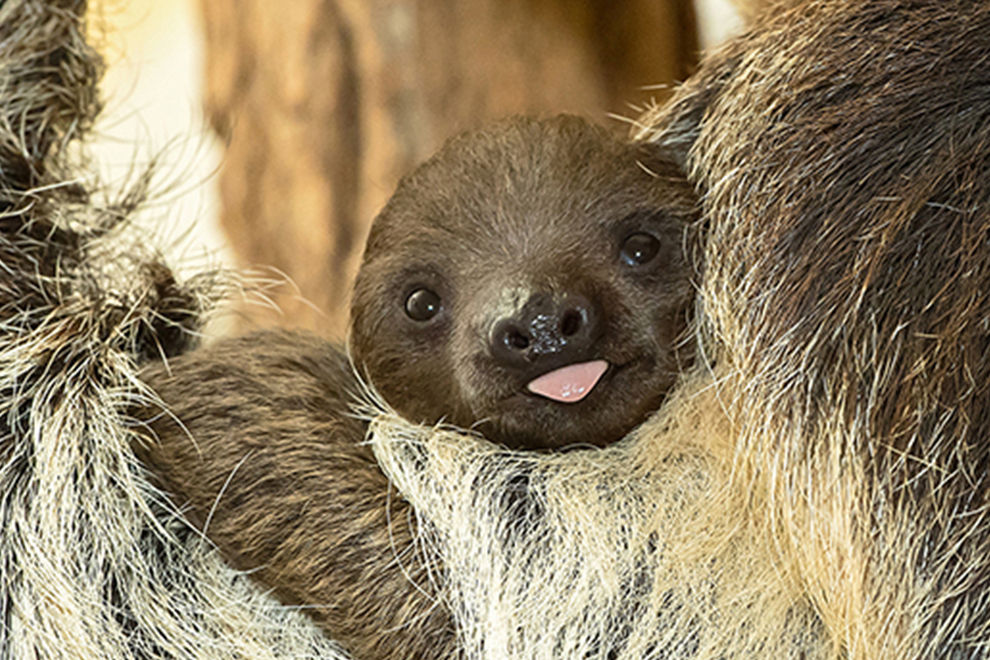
(350, 116), (698, 449)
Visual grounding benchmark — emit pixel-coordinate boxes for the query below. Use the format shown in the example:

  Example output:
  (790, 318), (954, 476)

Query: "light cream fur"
(365, 369), (827, 658)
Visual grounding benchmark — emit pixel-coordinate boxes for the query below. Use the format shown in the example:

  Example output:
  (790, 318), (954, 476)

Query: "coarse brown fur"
(639, 0), (990, 654)
(136, 0), (990, 658)
(137, 332), (454, 659)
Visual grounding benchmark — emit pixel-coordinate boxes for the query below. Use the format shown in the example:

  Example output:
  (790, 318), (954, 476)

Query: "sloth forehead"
(363, 117), (683, 262)
(371, 155), (653, 252)
(370, 190), (620, 274)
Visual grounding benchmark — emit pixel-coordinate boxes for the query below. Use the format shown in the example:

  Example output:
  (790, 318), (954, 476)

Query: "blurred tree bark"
(200, 0), (698, 338)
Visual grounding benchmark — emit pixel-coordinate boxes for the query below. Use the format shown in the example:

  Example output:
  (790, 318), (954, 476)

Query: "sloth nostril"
(507, 329), (530, 350)
(493, 319), (532, 357)
(560, 309), (583, 337)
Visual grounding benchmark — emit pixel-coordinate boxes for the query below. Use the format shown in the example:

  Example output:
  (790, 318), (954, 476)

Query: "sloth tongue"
(526, 359), (609, 403)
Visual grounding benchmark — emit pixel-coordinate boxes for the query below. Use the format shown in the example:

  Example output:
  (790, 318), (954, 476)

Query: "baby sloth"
(350, 115), (697, 449)
(137, 115), (697, 658)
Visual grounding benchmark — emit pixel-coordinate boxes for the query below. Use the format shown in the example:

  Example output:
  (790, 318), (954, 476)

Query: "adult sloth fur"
(638, 0), (990, 654)
(370, 0), (990, 655)
(137, 0), (990, 658)
(0, 1), (346, 657)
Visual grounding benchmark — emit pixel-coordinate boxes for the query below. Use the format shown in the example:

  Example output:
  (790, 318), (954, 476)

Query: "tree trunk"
(200, 0), (698, 338)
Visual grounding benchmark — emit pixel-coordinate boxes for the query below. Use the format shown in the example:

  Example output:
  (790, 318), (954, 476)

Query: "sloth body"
(140, 0), (990, 657)
(139, 116), (697, 657)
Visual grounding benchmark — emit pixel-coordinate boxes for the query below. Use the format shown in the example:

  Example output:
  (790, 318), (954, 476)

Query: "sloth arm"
(134, 329), (455, 660)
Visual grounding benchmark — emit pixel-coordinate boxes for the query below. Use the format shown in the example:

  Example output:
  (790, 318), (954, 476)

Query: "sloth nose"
(490, 292), (601, 370)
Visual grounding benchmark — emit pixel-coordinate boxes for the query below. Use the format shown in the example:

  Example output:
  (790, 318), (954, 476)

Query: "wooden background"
(199, 0), (700, 337)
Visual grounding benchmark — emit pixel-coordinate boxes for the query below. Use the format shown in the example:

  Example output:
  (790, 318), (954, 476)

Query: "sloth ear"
(657, 138), (691, 173)
(631, 140), (688, 181)
(645, 108), (703, 172)
(628, 69), (727, 173)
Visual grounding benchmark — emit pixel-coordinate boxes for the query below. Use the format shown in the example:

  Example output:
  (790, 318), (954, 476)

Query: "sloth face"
(350, 116), (698, 449)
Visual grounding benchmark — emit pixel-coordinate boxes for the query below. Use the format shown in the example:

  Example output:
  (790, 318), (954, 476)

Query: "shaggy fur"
(137, 331), (456, 659)
(636, 1), (990, 654)
(0, 1), (347, 657)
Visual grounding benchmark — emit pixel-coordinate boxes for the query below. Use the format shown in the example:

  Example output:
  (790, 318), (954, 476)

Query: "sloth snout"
(489, 292), (601, 371)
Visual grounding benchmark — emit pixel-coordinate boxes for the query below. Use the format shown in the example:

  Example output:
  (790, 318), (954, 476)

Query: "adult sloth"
(139, 1), (990, 657)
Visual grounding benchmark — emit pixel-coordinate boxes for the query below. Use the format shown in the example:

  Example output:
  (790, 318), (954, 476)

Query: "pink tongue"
(525, 359), (609, 403)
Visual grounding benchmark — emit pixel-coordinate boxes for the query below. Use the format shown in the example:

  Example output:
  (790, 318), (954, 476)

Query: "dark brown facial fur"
(350, 115), (698, 449)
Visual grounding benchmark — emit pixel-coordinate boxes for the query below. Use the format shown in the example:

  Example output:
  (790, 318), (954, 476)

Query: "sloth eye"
(404, 287), (442, 321)
(620, 232), (660, 266)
